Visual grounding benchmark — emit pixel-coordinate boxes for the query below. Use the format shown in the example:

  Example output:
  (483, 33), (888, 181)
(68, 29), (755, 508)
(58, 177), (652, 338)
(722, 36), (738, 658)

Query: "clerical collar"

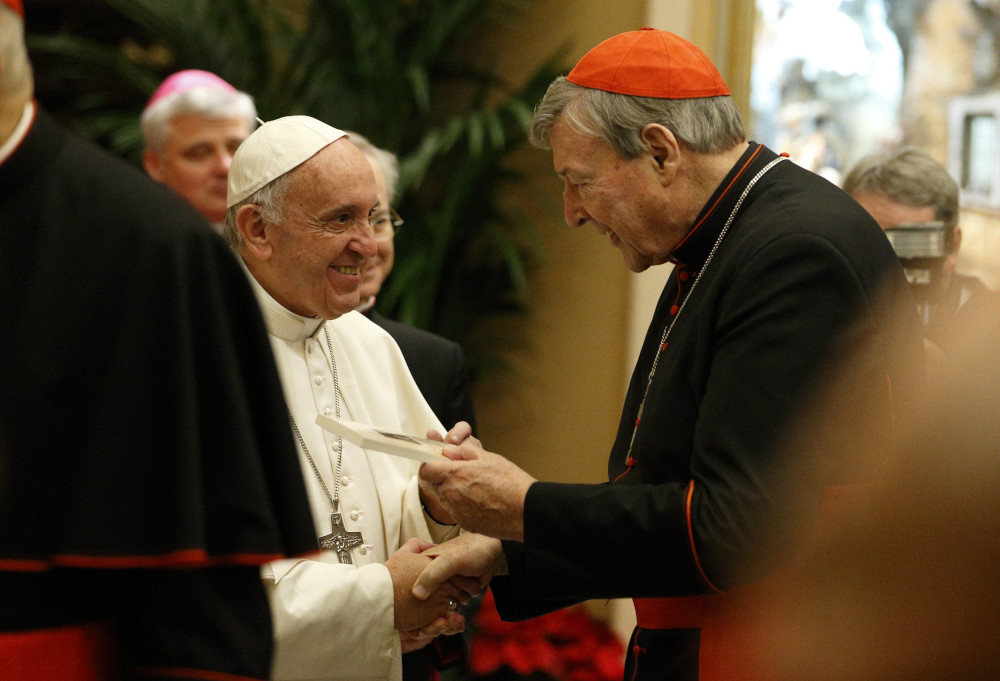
(356, 295), (376, 314)
(670, 142), (779, 271)
(240, 260), (325, 341)
(0, 100), (36, 166)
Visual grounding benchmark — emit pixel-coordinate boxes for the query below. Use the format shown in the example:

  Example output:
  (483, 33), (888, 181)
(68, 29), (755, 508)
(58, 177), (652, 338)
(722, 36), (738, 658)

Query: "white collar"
(240, 258), (325, 341)
(0, 100), (36, 166)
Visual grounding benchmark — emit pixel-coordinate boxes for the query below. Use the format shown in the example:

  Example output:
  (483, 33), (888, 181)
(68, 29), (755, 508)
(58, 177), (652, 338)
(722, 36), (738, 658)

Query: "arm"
(265, 541), (473, 679)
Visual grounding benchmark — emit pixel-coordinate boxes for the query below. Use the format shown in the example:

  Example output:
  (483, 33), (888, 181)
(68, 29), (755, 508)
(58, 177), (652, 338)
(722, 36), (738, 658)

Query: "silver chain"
(287, 325), (344, 510)
(621, 154), (786, 471)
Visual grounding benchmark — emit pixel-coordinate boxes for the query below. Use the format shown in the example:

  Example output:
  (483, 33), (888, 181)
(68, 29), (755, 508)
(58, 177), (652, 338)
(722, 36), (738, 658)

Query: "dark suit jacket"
(367, 310), (477, 434)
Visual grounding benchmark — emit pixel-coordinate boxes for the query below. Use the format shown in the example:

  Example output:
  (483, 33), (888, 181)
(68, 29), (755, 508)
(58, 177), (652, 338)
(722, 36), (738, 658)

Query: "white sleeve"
(264, 558), (399, 680)
(399, 473), (461, 545)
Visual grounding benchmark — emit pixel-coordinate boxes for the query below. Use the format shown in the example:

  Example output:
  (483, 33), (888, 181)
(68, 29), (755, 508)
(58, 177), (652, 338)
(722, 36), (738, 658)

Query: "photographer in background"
(844, 147), (999, 360)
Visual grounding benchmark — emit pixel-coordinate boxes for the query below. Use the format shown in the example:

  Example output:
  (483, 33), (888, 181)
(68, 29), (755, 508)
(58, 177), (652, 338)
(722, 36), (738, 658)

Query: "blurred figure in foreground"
(756, 307), (1000, 681)
(141, 69), (256, 230)
(0, 3), (316, 679)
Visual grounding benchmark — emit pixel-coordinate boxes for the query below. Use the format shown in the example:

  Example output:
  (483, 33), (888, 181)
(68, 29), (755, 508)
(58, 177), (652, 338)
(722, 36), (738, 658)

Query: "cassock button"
(678, 270), (689, 281)
(358, 545), (370, 556)
(670, 304), (680, 315)
(342, 476), (353, 486)
(350, 510), (362, 521)
(314, 376), (325, 385)
(323, 407), (333, 416)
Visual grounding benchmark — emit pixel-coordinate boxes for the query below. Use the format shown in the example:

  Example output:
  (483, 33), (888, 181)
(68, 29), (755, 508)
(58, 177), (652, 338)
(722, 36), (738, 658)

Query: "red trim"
(0, 549), (313, 573)
(672, 144), (764, 265)
(0, 621), (116, 681)
(684, 480), (723, 594)
(136, 667), (265, 681)
(633, 595), (704, 629)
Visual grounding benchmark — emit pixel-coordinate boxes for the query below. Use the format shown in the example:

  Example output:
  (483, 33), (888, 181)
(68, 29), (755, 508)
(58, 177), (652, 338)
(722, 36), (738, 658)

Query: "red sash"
(630, 484), (866, 681)
(0, 621), (116, 681)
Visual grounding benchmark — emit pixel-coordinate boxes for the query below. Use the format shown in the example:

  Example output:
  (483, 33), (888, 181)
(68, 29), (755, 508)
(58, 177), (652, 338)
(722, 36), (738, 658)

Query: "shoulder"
(326, 311), (403, 356)
(730, 166), (900, 282)
(369, 312), (463, 355)
(39, 116), (214, 246)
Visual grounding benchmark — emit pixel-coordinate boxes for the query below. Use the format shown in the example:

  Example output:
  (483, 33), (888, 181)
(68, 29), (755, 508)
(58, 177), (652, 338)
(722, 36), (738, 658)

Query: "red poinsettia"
(466, 589), (625, 681)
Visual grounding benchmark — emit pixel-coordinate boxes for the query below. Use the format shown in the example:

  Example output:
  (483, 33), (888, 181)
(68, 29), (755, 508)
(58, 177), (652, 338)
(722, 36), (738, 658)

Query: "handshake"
(387, 420), (537, 652)
(387, 533), (506, 653)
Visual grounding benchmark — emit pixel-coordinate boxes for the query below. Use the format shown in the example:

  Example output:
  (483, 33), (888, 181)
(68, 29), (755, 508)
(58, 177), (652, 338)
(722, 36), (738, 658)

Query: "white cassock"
(246, 273), (460, 681)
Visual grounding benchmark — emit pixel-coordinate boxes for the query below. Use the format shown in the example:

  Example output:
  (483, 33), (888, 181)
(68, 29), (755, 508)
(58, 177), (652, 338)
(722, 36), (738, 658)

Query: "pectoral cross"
(319, 509), (363, 564)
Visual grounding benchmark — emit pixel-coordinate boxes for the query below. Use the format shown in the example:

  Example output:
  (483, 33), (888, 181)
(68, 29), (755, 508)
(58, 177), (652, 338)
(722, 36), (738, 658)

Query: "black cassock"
(0, 107), (317, 680)
(493, 143), (924, 681)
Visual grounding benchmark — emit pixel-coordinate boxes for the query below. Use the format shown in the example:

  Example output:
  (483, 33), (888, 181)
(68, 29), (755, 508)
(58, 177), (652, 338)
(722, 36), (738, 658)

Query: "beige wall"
(471, 0), (646, 485)
(472, 0), (744, 482)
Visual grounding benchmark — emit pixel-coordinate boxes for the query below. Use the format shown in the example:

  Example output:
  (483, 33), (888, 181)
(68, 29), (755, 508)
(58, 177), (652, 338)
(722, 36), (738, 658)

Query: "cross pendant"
(319, 510), (364, 564)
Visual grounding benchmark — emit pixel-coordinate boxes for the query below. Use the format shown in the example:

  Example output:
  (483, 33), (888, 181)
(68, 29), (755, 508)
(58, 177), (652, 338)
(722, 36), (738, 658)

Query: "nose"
(563, 186), (589, 227)
(356, 217), (378, 260)
(213, 151), (234, 175)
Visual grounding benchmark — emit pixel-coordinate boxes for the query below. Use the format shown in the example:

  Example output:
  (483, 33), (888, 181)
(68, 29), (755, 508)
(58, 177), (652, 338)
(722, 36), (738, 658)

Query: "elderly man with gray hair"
(411, 27), (924, 681)
(224, 115), (476, 681)
(141, 69), (256, 229)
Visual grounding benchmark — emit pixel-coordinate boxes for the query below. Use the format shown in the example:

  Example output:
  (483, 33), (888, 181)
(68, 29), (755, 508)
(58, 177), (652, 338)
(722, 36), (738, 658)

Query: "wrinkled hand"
(398, 612), (466, 654)
(425, 420), (480, 449)
(412, 533), (507, 603)
(386, 538), (471, 632)
(419, 442), (536, 540)
(419, 421), (481, 525)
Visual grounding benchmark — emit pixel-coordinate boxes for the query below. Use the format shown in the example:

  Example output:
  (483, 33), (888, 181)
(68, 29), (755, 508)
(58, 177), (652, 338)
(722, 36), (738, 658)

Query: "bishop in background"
(224, 116), (477, 681)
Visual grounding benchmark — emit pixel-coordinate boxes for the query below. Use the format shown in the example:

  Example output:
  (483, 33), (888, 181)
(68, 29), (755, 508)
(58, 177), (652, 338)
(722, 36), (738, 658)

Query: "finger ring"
(447, 599), (459, 612)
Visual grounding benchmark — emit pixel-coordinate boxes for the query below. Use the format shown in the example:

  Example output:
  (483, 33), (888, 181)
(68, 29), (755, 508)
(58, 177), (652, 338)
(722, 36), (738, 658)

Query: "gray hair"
(141, 86), (257, 152)
(843, 147), (960, 238)
(529, 76), (746, 158)
(345, 130), (400, 204)
(224, 170), (296, 249)
(0, 5), (33, 104)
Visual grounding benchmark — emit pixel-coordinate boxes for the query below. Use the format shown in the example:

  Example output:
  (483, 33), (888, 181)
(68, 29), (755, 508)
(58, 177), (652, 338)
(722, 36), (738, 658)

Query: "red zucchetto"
(567, 27), (730, 100)
(1, 0), (23, 17)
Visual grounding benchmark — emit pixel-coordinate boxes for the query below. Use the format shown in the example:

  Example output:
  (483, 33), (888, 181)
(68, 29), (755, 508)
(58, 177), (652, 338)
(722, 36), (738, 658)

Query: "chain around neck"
(615, 154), (786, 482)
(287, 325), (344, 510)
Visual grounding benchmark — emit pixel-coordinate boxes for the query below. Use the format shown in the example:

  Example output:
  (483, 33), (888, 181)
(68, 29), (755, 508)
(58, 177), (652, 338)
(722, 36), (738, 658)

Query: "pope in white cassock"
(224, 116), (476, 681)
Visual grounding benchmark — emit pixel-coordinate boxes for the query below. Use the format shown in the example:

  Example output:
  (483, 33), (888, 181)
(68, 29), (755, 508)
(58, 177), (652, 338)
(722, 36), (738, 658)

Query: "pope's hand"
(386, 538), (471, 632)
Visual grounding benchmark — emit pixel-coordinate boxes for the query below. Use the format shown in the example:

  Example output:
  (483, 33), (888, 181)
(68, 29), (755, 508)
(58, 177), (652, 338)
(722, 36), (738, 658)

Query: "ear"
(640, 124), (681, 184)
(235, 204), (273, 260)
(142, 149), (163, 182)
(952, 225), (962, 254)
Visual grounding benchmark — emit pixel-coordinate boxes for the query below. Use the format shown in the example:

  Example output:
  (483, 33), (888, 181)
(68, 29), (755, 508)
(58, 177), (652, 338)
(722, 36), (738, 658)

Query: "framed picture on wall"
(949, 93), (1000, 210)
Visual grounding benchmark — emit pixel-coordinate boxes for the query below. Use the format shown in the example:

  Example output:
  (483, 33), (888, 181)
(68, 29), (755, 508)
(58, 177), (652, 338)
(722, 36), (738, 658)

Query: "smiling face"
(143, 113), (250, 223)
(550, 117), (687, 273)
(248, 139), (379, 320)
